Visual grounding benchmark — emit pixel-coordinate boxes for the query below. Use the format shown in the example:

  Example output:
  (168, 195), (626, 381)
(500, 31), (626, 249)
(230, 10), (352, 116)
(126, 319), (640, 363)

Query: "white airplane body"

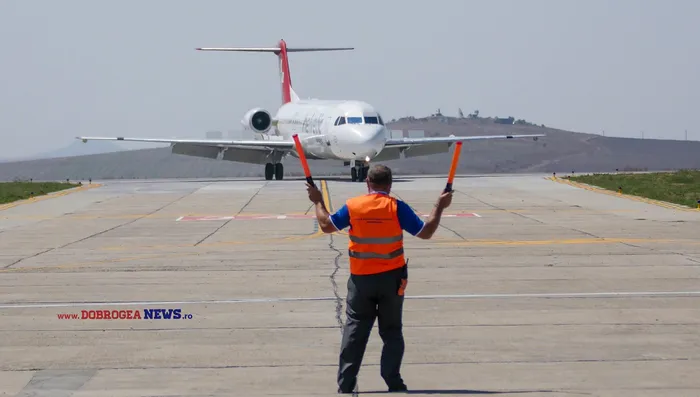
(78, 39), (544, 181)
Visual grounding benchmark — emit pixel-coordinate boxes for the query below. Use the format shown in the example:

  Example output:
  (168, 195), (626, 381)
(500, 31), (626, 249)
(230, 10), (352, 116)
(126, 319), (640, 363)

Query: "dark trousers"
(337, 265), (407, 392)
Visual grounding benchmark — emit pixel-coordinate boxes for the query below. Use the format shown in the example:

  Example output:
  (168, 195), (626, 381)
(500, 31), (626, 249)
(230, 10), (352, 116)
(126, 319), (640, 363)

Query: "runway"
(1, 173), (699, 396)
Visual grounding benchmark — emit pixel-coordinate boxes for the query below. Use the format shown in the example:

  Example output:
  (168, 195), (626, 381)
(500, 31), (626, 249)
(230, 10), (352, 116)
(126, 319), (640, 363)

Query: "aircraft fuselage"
(269, 99), (389, 162)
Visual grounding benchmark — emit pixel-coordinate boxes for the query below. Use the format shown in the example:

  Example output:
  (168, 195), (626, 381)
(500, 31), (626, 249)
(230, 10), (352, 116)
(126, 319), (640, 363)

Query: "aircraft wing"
(371, 133), (545, 161)
(76, 135), (298, 165)
(384, 133), (545, 148)
(76, 136), (294, 150)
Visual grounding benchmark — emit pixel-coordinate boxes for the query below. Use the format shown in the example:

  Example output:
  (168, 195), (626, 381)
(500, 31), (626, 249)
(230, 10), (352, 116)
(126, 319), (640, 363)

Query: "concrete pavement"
(1, 174), (699, 396)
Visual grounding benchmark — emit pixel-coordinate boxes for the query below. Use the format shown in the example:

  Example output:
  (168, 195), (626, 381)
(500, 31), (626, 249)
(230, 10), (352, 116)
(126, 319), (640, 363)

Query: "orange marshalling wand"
(292, 134), (315, 187)
(444, 141), (463, 192)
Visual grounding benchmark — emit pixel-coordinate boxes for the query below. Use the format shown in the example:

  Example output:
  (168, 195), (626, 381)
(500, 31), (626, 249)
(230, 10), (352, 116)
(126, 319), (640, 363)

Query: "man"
(306, 164), (452, 393)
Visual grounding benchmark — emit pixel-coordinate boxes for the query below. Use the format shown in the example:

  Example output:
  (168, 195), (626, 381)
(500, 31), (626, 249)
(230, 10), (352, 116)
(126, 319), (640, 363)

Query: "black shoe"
(388, 382), (407, 392)
(338, 382), (356, 394)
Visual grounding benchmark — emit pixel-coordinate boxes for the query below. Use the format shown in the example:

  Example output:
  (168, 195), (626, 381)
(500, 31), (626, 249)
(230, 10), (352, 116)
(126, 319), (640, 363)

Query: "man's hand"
(417, 190), (453, 240)
(306, 182), (323, 204)
(436, 190), (453, 210)
(307, 182), (335, 233)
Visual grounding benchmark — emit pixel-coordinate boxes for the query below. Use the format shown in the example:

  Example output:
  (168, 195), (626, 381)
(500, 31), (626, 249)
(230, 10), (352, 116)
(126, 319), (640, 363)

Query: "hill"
(0, 140), (126, 163)
(1, 115), (699, 181)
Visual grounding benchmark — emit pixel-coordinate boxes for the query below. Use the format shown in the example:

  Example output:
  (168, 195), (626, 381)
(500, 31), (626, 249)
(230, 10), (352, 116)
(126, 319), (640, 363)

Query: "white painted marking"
(418, 213), (480, 218)
(175, 216), (183, 221)
(1, 291), (698, 310)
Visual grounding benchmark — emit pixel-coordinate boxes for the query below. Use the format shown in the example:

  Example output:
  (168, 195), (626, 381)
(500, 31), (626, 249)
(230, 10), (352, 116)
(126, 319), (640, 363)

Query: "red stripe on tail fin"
(276, 39), (293, 104)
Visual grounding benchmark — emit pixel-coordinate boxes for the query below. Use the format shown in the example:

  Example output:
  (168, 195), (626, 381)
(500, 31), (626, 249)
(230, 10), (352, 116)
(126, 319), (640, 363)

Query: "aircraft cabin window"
(347, 117), (363, 124)
(364, 116), (379, 124)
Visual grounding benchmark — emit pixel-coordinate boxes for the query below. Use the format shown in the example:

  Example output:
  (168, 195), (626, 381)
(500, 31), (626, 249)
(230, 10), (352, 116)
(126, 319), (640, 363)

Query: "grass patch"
(569, 170), (700, 208)
(0, 181), (79, 205)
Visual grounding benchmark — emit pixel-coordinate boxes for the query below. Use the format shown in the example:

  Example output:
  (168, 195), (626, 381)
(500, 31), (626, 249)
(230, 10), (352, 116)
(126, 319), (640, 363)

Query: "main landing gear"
(264, 163), (284, 180)
(350, 162), (369, 182)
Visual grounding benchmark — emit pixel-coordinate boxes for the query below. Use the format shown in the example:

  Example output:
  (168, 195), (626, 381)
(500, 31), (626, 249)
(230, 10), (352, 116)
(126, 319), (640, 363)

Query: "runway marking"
(425, 212), (480, 218)
(548, 176), (700, 213)
(2, 290), (699, 309)
(174, 212), (481, 221)
(439, 237), (700, 247)
(0, 183), (101, 212)
(177, 214), (316, 221)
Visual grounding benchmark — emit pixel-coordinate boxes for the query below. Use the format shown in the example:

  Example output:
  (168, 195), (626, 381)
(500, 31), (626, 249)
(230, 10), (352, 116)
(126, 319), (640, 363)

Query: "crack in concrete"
(7, 356), (692, 372)
(5, 186), (206, 269)
(321, 180), (358, 395)
(194, 182), (266, 246)
(391, 191), (466, 240)
(453, 190), (694, 256)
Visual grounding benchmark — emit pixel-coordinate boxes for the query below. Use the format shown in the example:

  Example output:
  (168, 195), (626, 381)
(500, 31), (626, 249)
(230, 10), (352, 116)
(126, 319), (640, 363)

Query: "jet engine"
(241, 108), (273, 134)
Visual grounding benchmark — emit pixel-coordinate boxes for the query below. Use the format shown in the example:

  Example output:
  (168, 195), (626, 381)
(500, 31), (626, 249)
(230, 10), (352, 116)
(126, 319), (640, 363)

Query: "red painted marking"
(177, 214), (316, 222)
(277, 39), (292, 104)
(177, 213), (481, 221)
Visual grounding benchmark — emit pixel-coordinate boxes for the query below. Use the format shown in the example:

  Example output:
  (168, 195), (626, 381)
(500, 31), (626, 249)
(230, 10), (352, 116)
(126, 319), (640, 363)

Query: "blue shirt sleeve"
(396, 200), (425, 236)
(329, 204), (350, 231)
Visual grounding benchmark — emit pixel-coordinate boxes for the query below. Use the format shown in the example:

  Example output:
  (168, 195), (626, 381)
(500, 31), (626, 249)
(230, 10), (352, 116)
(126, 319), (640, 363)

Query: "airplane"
(77, 39), (545, 182)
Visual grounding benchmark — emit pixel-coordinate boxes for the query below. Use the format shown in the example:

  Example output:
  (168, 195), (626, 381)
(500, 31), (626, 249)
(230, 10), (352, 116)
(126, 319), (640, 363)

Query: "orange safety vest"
(345, 193), (405, 275)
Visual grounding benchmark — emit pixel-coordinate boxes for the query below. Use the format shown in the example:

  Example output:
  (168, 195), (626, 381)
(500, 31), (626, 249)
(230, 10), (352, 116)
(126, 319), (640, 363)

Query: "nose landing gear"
(350, 161), (369, 182)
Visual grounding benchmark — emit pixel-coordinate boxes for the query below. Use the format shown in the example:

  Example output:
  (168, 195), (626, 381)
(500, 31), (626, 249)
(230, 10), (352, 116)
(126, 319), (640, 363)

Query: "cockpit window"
(338, 115), (384, 125)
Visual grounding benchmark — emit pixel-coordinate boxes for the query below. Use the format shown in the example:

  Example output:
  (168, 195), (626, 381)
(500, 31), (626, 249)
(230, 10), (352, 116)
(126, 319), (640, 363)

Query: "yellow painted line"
(314, 179), (335, 236)
(439, 237), (698, 247)
(0, 183), (102, 212)
(99, 231), (327, 251)
(0, 252), (200, 273)
(548, 176), (699, 212)
(321, 179), (349, 236)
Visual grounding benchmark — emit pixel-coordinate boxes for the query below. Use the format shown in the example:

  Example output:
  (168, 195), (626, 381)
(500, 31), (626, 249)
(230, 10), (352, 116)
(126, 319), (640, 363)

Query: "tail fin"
(197, 40), (353, 104)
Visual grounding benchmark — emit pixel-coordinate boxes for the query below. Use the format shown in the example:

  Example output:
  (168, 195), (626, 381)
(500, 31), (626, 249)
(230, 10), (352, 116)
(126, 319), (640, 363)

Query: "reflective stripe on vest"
(348, 235), (403, 244)
(348, 247), (404, 259)
(345, 193), (405, 275)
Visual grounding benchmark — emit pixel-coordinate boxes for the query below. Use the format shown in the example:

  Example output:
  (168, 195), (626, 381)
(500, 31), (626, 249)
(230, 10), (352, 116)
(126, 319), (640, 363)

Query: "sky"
(1, 0), (699, 159)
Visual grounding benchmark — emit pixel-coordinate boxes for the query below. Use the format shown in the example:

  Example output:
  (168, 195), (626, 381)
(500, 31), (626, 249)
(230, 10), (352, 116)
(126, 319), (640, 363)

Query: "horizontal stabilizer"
(196, 47), (354, 52)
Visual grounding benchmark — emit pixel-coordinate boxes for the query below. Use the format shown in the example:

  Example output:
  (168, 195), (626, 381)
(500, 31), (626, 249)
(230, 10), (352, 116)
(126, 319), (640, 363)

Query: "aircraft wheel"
(264, 163), (274, 180)
(351, 167), (357, 182)
(274, 163), (284, 180)
(358, 166), (368, 182)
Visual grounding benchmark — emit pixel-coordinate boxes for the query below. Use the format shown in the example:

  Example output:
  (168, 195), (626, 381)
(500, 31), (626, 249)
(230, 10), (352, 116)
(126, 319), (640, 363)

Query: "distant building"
(494, 116), (515, 125)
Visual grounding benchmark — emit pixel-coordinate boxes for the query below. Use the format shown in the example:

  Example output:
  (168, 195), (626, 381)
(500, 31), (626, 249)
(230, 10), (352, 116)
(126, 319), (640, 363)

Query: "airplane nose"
(347, 125), (386, 159)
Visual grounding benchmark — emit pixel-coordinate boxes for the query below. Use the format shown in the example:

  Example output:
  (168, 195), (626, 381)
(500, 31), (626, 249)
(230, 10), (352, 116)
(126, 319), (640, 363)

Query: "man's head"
(366, 164), (393, 193)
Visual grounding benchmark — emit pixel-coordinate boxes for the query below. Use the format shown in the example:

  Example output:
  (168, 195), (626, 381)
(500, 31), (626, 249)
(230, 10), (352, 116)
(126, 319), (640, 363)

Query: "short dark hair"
(367, 164), (392, 186)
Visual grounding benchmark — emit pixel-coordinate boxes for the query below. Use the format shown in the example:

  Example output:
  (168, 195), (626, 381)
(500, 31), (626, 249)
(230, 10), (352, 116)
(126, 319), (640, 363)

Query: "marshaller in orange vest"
(306, 164), (452, 394)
